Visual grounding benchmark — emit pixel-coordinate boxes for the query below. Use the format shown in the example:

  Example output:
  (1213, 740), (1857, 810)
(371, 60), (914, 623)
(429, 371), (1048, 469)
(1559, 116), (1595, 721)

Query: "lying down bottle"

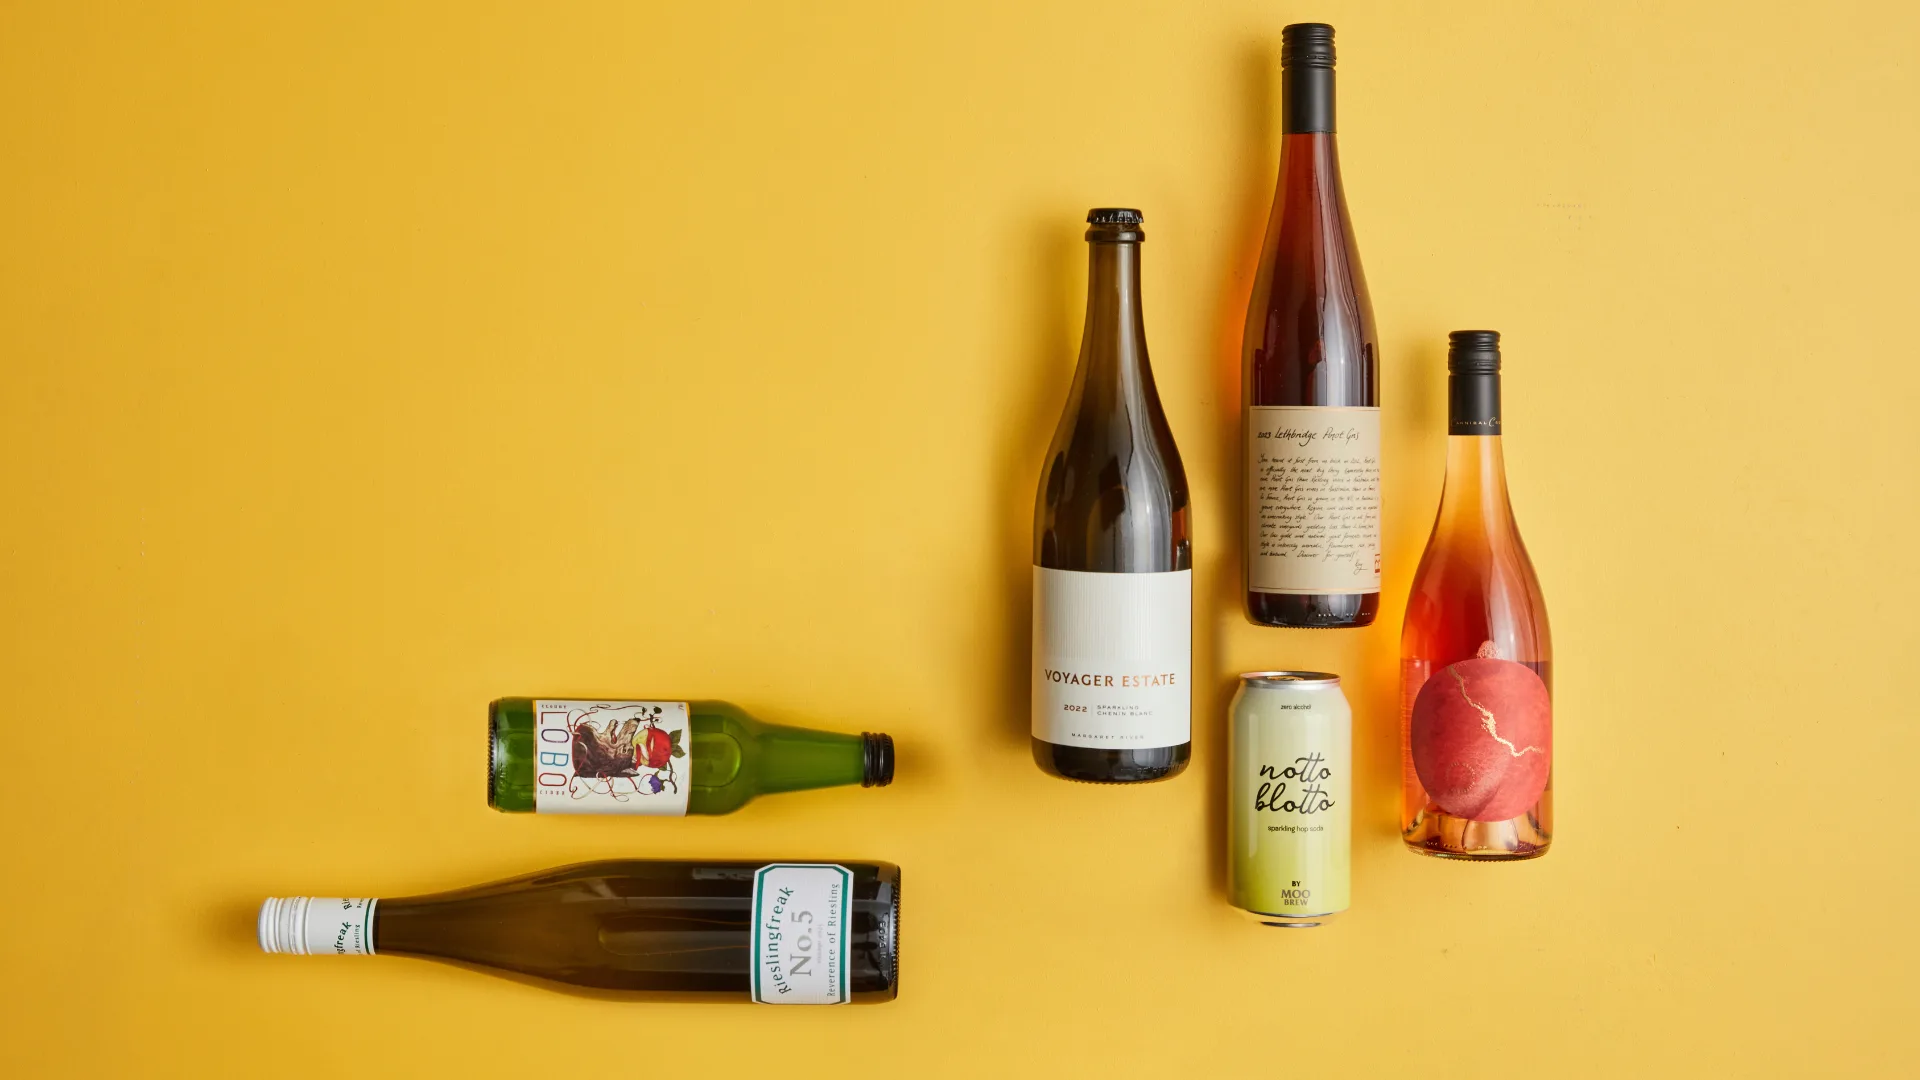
(259, 859), (901, 1004)
(489, 698), (894, 815)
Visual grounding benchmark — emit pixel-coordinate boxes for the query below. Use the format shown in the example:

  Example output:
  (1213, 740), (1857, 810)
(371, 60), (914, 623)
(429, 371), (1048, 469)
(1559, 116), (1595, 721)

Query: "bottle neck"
(1080, 241), (1148, 382)
(1449, 370), (1501, 435)
(1436, 434), (1514, 535)
(753, 726), (891, 795)
(1282, 62), (1334, 134)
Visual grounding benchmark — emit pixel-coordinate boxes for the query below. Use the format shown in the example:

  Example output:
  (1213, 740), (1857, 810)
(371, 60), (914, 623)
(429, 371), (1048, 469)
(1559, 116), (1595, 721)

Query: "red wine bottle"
(1242, 23), (1381, 629)
(260, 859), (901, 1003)
(1032, 208), (1192, 784)
(1400, 332), (1552, 859)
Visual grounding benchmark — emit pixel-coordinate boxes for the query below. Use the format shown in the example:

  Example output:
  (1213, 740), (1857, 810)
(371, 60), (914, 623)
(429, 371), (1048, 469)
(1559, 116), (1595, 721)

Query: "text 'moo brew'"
(1243, 23), (1382, 628)
(1032, 208), (1192, 783)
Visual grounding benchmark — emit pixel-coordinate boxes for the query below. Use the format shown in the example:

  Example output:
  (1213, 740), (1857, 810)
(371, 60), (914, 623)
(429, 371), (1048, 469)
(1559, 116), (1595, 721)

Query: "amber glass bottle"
(1400, 332), (1553, 859)
(1031, 209), (1192, 783)
(1242, 23), (1381, 629)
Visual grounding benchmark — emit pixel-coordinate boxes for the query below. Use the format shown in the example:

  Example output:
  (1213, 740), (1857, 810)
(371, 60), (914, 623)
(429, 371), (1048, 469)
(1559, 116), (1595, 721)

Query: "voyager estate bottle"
(260, 859), (901, 1003)
(1032, 208), (1192, 783)
(1400, 332), (1552, 859)
(489, 698), (893, 815)
(1242, 22), (1381, 629)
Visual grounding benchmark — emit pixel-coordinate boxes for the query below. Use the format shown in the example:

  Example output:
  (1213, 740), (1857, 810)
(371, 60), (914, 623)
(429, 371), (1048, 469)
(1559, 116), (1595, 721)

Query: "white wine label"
(1031, 567), (1191, 748)
(1247, 405), (1382, 594)
(532, 700), (691, 815)
(257, 897), (376, 956)
(751, 864), (853, 1005)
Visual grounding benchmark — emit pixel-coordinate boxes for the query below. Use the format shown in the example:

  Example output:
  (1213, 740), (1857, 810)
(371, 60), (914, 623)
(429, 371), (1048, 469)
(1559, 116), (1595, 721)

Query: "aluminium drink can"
(1229, 671), (1351, 927)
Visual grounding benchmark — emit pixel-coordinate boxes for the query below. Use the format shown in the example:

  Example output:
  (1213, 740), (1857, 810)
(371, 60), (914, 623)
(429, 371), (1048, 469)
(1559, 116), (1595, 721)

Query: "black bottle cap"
(862, 732), (895, 787)
(1281, 23), (1336, 68)
(1448, 330), (1502, 373)
(1087, 208), (1143, 225)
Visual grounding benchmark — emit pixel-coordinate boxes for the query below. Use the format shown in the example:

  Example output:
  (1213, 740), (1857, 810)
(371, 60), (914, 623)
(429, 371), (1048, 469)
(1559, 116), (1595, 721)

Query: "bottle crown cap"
(1086, 208), (1143, 225)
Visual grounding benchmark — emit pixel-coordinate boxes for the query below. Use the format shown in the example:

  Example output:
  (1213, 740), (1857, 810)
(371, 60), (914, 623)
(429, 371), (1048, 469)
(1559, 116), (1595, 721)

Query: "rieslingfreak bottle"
(1400, 331), (1553, 859)
(259, 859), (901, 1003)
(1243, 22), (1382, 629)
(489, 698), (893, 815)
(1031, 208), (1192, 784)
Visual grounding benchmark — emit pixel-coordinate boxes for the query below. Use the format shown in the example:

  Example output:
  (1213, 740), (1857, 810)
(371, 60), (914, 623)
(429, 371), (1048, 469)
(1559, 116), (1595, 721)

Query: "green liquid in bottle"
(488, 698), (893, 815)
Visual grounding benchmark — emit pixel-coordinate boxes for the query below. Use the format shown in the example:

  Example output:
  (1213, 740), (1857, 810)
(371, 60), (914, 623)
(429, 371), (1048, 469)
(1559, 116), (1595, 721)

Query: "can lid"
(1239, 670), (1341, 687)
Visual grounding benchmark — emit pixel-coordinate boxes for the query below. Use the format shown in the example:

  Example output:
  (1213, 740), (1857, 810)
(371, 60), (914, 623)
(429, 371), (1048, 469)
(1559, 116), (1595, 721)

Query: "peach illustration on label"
(1409, 657), (1551, 822)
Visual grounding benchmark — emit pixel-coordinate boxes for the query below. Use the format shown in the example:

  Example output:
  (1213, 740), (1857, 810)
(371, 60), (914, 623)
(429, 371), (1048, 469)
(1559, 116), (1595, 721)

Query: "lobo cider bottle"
(489, 698), (893, 815)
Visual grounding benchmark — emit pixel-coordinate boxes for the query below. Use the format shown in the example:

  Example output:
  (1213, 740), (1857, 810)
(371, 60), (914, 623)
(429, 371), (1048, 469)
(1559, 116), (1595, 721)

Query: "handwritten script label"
(1247, 405), (1381, 595)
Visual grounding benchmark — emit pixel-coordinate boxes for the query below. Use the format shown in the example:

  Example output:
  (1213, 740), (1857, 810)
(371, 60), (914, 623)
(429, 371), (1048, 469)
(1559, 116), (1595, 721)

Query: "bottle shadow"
(210, 898), (262, 955)
(1197, 39), (1280, 901)
(989, 213), (1081, 750)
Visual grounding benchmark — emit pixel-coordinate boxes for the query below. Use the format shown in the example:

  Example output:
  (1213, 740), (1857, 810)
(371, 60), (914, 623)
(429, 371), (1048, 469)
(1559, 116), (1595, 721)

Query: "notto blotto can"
(1229, 672), (1352, 927)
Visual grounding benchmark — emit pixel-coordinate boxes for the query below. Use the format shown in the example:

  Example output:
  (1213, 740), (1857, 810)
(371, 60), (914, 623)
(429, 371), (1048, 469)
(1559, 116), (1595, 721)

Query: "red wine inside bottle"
(1243, 23), (1381, 629)
(259, 859), (902, 1003)
(1400, 332), (1552, 859)
(488, 698), (893, 816)
(1032, 208), (1192, 784)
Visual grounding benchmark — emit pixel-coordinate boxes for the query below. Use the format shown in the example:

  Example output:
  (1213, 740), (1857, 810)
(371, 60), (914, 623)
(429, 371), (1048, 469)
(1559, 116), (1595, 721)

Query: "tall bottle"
(489, 698), (893, 815)
(1031, 208), (1192, 783)
(1242, 22), (1381, 629)
(1400, 331), (1552, 859)
(259, 859), (901, 1003)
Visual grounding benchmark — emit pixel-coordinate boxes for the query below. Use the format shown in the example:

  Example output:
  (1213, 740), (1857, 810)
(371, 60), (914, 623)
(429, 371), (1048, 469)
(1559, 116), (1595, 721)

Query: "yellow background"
(3, 1), (1915, 1075)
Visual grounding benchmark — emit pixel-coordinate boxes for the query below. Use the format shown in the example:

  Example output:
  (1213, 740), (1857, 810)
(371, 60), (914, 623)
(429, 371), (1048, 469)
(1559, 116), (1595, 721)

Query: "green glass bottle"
(488, 698), (894, 816)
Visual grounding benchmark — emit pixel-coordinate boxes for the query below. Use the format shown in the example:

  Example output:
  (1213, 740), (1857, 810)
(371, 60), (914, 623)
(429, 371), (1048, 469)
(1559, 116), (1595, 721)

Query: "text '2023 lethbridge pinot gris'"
(1032, 208), (1192, 784)
(1243, 23), (1381, 628)
(260, 859), (902, 1003)
(1401, 332), (1552, 859)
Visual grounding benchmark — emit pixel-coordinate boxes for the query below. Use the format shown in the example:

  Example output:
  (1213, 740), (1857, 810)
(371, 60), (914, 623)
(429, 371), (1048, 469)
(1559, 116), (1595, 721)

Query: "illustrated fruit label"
(532, 700), (691, 815)
(1247, 405), (1382, 594)
(1031, 567), (1191, 749)
(1408, 659), (1552, 822)
(751, 864), (852, 1005)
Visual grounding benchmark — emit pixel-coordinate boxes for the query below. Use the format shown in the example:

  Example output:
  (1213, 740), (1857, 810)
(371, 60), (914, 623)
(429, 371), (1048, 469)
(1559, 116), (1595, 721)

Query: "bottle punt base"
(1031, 739), (1189, 784)
(1245, 590), (1379, 629)
(1402, 807), (1550, 860)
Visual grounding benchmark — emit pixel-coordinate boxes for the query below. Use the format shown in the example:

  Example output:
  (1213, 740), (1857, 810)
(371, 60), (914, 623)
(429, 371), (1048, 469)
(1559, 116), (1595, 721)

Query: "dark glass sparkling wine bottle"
(1031, 208), (1192, 784)
(488, 698), (892, 816)
(260, 860), (901, 1003)
(1243, 23), (1382, 629)
(1400, 332), (1552, 859)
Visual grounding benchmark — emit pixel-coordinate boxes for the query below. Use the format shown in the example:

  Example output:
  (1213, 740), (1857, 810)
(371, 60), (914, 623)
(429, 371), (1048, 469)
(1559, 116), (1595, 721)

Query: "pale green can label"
(1229, 674), (1352, 920)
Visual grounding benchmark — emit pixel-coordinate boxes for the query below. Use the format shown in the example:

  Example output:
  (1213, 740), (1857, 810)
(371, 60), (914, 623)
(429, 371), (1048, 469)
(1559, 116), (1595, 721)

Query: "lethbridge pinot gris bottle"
(259, 860), (902, 1003)
(1401, 332), (1552, 859)
(1032, 208), (1192, 784)
(1243, 23), (1382, 628)
(489, 698), (893, 815)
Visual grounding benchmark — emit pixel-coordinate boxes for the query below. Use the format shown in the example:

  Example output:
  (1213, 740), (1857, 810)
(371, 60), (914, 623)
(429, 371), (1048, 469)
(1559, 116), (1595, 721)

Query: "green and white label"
(750, 864), (852, 1005)
(532, 700), (690, 815)
(257, 897), (376, 956)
